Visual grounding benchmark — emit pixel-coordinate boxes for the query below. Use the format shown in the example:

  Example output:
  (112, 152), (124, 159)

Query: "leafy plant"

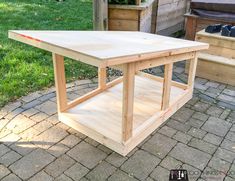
(108, 0), (145, 5)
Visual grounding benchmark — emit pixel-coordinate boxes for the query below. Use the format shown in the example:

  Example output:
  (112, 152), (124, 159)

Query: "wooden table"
(9, 31), (208, 155)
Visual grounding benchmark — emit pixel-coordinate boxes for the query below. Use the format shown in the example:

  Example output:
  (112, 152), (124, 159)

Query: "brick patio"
(0, 63), (235, 181)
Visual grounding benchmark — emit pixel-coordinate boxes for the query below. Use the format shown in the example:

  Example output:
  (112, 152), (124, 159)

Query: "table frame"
(8, 30), (208, 155)
(53, 51), (198, 154)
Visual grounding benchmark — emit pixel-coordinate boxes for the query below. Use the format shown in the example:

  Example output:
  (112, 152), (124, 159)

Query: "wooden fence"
(156, 0), (190, 35)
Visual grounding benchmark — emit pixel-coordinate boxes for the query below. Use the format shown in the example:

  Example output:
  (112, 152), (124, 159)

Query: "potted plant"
(108, 0), (156, 33)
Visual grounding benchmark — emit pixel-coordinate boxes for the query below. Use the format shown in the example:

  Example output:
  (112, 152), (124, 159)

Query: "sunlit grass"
(0, 0), (97, 108)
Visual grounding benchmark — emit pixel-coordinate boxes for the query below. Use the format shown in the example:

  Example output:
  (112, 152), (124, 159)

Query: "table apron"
(135, 51), (196, 71)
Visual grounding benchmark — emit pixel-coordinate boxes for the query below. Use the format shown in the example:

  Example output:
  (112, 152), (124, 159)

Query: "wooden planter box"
(185, 13), (235, 40)
(108, 0), (155, 33)
(186, 30), (235, 86)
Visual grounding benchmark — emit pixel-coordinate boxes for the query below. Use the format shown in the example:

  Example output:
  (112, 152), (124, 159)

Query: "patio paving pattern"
(1, 63), (235, 180)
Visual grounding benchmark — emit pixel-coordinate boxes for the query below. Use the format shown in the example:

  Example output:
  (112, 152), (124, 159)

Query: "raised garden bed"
(185, 0), (235, 40)
(108, 0), (155, 33)
(186, 30), (235, 86)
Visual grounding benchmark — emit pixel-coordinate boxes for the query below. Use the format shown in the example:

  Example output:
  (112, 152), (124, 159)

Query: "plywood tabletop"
(9, 30), (208, 66)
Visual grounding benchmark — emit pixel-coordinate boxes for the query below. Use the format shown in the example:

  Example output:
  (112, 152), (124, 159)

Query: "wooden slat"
(98, 67), (107, 90)
(108, 19), (139, 31)
(187, 53), (198, 88)
(157, 16), (184, 32)
(157, 22), (184, 36)
(196, 57), (235, 86)
(108, 8), (139, 21)
(122, 63), (135, 142)
(196, 31), (235, 50)
(135, 52), (195, 71)
(52, 53), (68, 112)
(161, 63), (173, 110)
(198, 53), (235, 67)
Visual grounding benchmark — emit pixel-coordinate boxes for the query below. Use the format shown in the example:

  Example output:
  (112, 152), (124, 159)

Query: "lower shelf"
(59, 75), (192, 155)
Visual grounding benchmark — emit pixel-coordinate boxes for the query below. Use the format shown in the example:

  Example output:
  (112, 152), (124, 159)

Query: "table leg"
(98, 67), (107, 90)
(122, 63), (135, 142)
(187, 52), (198, 88)
(52, 53), (68, 112)
(161, 63), (173, 110)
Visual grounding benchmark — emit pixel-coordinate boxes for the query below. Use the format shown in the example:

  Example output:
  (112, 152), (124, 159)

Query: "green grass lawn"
(0, 0), (97, 108)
